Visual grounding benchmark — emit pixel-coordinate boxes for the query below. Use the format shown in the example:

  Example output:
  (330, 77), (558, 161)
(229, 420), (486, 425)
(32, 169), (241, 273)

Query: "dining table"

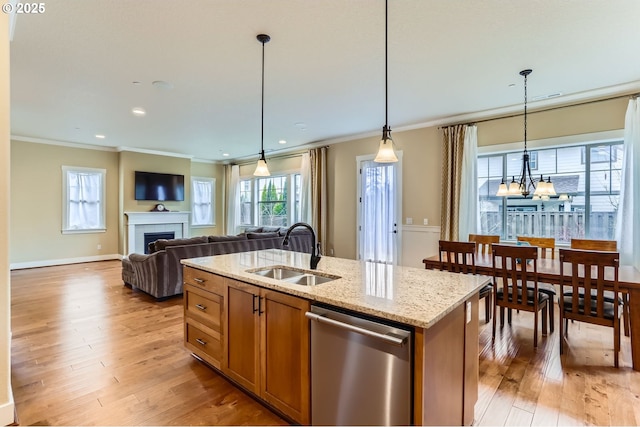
(423, 252), (640, 371)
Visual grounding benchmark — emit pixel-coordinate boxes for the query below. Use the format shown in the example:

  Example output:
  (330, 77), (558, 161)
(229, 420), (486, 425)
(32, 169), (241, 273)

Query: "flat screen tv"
(134, 171), (185, 201)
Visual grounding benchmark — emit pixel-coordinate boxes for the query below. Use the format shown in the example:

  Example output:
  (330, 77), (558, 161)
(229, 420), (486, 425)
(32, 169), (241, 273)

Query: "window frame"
(61, 166), (106, 234)
(191, 176), (216, 227)
(239, 171), (301, 229)
(477, 131), (624, 242)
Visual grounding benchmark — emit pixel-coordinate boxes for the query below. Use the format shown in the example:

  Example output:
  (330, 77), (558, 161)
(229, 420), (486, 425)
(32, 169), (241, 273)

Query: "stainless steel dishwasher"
(306, 305), (412, 426)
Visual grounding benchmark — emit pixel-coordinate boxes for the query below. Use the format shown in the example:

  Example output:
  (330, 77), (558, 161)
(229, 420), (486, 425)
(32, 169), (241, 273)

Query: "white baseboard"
(10, 253), (123, 270)
(0, 391), (15, 426)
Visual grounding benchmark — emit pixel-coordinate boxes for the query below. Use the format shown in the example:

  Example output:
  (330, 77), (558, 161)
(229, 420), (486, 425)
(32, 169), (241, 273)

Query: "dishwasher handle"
(305, 311), (407, 346)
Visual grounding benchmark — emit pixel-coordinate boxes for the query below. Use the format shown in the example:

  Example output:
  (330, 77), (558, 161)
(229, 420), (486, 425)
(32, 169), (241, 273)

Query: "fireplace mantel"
(125, 211), (190, 254)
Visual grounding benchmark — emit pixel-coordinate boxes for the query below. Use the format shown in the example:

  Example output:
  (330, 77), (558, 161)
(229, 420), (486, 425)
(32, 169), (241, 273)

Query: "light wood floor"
(10, 261), (640, 426)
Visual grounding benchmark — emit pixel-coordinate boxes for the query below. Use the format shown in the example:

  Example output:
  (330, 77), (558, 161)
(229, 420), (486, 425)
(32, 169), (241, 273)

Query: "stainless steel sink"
(248, 266), (340, 286)
(285, 274), (336, 286)
(251, 266), (305, 280)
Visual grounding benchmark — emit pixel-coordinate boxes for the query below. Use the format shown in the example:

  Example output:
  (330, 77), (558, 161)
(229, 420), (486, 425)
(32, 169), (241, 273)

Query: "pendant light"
(496, 69), (556, 197)
(254, 34), (271, 176)
(374, 0), (398, 163)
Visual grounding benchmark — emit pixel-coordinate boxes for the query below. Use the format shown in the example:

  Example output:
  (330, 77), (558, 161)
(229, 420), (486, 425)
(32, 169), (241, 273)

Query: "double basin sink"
(248, 266), (340, 286)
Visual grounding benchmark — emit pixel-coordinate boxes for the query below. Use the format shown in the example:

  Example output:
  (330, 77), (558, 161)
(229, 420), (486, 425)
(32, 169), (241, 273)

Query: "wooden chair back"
(559, 248), (620, 366)
(570, 238), (617, 251)
(491, 243), (547, 347)
(468, 234), (500, 254)
(438, 240), (476, 274)
(492, 244), (540, 312)
(517, 236), (556, 259)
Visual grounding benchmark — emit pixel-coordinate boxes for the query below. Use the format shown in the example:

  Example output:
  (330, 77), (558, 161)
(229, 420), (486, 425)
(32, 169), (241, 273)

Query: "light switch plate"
(406, 217), (413, 225)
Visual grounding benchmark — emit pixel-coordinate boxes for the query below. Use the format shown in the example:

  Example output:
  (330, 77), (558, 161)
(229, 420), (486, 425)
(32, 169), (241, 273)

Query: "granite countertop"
(181, 249), (491, 329)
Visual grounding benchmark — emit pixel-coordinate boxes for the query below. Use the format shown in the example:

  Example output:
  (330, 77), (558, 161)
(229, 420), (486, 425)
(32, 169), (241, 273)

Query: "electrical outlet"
(406, 217), (413, 225)
(97, 244), (102, 250)
(423, 218), (429, 225)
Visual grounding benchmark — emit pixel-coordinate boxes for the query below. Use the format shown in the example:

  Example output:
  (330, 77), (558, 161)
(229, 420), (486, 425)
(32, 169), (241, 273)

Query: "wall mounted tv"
(134, 171), (185, 201)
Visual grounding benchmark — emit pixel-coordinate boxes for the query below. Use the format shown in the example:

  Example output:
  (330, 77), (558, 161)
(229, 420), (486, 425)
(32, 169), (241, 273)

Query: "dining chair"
(559, 248), (621, 367)
(468, 234), (500, 255)
(491, 244), (549, 347)
(570, 238), (629, 337)
(437, 240), (493, 323)
(570, 238), (617, 251)
(517, 236), (556, 259)
(517, 236), (557, 332)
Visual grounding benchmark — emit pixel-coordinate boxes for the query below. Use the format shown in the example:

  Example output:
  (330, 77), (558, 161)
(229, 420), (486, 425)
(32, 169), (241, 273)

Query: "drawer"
(185, 288), (222, 332)
(186, 322), (222, 363)
(184, 266), (225, 294)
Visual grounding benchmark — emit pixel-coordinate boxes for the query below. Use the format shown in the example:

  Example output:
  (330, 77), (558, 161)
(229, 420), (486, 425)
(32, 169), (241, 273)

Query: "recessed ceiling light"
(222, 153), (229, 157)
(132, 81), (142, 86)
(508, 83), (516, 88)
(278, 140), (287, 144)
(152, 80), (174, 90)
(95, 134), (106, 139)
(132, 107), (146, 116)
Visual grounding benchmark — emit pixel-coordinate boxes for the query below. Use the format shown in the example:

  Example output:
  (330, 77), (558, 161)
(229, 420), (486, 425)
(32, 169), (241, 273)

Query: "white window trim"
(61, 166), (106, 234)
(191, 176), (216, 227)
(478, 129), (624, 154)
(239, 169), (301, 228)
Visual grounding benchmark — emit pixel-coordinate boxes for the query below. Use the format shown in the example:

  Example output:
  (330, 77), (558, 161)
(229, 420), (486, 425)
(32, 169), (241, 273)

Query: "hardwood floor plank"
(11, 260), (640, 426)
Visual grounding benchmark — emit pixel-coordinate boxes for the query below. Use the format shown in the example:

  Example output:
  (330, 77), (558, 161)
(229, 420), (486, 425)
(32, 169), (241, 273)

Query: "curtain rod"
(440, 92), (640, 129)
(231, 146), (329, 167)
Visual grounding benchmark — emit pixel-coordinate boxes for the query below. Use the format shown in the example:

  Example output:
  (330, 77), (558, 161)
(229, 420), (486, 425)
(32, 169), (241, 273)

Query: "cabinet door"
(260, 289), (310, 424)
(224, 280), (261, 394)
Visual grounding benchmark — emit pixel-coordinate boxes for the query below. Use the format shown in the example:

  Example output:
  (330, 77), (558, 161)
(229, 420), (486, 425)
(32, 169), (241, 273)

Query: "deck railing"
(480, 211), (616, 244)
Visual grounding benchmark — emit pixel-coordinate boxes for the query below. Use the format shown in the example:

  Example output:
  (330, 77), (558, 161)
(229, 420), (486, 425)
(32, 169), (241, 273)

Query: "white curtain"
(361, 160), (397, 264)
(616, 98), (640, 269)
(68, 171), (101, 229)
(299, 152), (312, 224)
(459, 125), (478, 241)
(226, 164), (240, 235)
(192, 179), (213, 225)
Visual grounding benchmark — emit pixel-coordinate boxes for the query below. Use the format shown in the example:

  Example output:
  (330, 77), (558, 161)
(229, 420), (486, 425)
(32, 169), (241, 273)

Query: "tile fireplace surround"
(125, 211), (190, 255)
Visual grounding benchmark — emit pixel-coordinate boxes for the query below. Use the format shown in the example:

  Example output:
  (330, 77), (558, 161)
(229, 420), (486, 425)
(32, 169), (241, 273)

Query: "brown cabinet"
(183, 267), (225, 369)
(224, 279), (310, 424)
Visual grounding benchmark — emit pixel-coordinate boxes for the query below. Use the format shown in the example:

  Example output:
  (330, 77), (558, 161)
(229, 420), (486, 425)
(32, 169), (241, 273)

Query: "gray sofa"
(122, 228), (314, 299)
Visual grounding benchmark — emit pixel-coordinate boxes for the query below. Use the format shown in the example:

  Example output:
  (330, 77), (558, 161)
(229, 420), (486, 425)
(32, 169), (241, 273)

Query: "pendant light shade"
(254, 34), (271, 176)
(374, 0), (398, 163)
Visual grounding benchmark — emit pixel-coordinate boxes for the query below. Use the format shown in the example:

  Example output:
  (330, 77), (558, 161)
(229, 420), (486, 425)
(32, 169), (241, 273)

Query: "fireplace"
(125, 211), (190, 255)
(143, 232), (175, 254)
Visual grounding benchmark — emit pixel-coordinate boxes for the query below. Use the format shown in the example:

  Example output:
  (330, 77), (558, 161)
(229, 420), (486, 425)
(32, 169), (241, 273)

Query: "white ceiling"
(9, 0), (640, 162)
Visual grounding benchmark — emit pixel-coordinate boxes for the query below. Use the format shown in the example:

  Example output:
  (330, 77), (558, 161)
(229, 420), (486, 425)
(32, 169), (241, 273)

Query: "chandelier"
(497, 69), (556, 198)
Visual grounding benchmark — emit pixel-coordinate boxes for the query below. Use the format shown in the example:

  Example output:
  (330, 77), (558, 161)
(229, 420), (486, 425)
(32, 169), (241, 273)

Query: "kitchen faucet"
(282, 222), (322, 270)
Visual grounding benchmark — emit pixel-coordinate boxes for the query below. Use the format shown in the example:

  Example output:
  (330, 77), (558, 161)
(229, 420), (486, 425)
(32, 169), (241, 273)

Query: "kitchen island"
(181, 249), (491, 426)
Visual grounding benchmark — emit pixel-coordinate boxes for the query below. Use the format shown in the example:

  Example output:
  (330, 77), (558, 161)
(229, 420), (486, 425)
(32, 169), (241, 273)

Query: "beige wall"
(477, 97), (627, 147)
(237, 155), (302, 178)
(1, 11), (14, 424)
(326, 97), (629, 260)
(327, 127), (442, 259)
(10, 141), (120, 265)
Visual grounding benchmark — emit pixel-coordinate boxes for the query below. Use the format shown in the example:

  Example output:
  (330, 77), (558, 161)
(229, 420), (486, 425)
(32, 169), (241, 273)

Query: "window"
(478, 141), (623, 244)
(239, 173), (301, 228)
(62, 166), (106, 233)
(191, 177), (215, 226)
